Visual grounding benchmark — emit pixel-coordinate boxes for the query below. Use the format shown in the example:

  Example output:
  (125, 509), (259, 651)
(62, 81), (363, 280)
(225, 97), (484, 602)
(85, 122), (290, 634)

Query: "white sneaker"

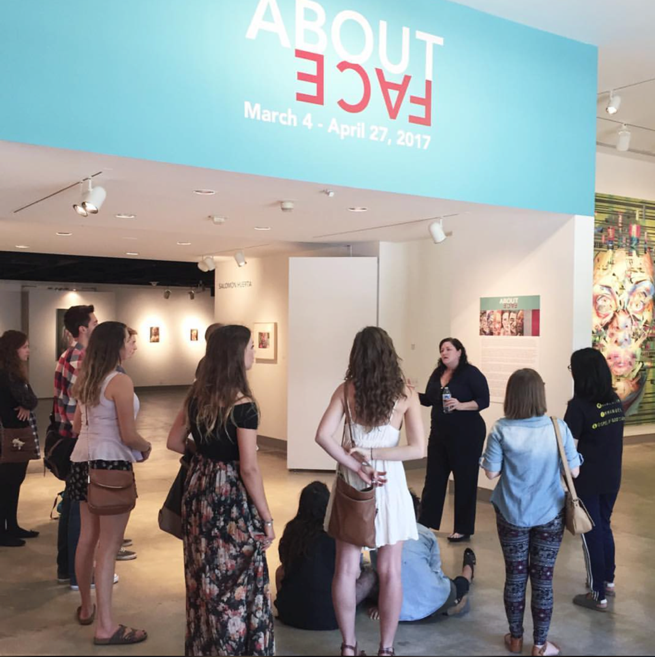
(70, 573), (119, 591)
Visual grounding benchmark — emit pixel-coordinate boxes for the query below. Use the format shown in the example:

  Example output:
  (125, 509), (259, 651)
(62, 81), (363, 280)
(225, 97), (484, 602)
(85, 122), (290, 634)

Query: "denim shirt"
(480, 416), (583, 528)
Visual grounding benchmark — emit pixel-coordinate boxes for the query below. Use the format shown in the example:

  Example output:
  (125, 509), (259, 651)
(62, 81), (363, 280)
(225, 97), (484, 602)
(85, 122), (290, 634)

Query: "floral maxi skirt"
(182, 455), (274, 656)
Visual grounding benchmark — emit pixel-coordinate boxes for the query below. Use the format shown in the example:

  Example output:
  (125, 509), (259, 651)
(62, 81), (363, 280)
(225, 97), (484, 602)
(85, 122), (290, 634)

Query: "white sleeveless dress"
(325, 399), (418, 549)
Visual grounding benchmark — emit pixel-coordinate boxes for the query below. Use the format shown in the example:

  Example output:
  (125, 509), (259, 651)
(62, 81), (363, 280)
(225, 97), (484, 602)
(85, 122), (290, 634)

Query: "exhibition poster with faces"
(479, 296), (540, 403)
(594, 194), (655, 425)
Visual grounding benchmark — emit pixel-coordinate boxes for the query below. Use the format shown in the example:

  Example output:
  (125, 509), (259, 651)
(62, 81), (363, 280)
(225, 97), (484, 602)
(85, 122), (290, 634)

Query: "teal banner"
(0, 0), (597, 215)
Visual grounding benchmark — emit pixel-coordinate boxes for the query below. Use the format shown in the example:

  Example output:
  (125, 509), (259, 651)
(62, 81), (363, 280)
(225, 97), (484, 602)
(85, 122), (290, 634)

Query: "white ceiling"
(0, 140), (554, 262)
(451, 0), (655, 156)
(1, 1), (654, 264)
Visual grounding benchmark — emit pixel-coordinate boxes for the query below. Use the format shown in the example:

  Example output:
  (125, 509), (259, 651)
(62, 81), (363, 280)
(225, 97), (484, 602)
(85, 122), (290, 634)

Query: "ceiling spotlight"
(163, 289), (171, 299)
(616, 124), (631, 152)
(348, 207), (368, 213)
(177, 241), (191, 246)
(126, 252), (140, 256)
(324, 189), (336, 198)
(73, 179), (106, 216)
(188, 289), (195, 300)
(235, 251), (247, 267)
(197, 260), (209, 272)
(606, 91), (622, 115)
(194, 189), (216, 196)
(115, 213), (136, 219)
(202, 256), (216, 271)
(56, 232), (72, 236)
(281, 200), (295, 213)
(210, 215), (227, 225)
(15, 245), (30, 249)
(428, 220), (447, 244)
(254, 226), (271, 231)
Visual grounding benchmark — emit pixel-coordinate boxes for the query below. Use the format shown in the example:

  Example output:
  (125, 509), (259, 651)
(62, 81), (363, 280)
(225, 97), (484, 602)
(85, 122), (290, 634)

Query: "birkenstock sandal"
(93, 624), (147, 645)
(76, 604), (96, 626)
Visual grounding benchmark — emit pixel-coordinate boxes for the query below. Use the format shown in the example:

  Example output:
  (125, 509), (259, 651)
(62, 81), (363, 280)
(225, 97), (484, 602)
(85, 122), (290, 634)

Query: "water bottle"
(442, 386), (452, 413)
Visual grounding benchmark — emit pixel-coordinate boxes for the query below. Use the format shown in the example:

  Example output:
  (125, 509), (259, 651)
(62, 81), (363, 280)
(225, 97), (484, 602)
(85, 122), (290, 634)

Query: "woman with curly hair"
(419, 338), (490, 542)
(167, 324), (274, 656)
(316, 326), (426, 657)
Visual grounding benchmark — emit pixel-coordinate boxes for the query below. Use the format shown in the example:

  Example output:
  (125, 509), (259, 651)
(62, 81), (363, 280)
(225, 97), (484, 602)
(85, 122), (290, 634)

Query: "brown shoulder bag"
(326, 388), (377, 548)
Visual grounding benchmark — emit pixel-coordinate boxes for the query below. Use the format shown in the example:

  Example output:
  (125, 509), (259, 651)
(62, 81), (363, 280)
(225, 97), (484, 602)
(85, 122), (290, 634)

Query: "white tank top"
(71, 371), (141, 463)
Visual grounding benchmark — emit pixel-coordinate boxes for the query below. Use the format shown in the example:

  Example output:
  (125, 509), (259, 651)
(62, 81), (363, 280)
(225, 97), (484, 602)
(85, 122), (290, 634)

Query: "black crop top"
(188, 400), (259, 461)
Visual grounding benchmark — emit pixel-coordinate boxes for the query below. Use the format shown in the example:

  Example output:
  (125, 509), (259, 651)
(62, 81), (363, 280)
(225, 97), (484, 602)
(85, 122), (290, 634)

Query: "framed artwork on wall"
(55, 308), (72, 360)
(149, 326), (160, 343)
(190, 328), (199, 342)
(254, 322), (276, 362)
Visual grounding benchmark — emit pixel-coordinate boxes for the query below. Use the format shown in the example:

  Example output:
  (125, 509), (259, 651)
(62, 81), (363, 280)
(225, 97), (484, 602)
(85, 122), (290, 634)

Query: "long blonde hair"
(73, 322), (127, 406)
(186, 325), (258, 438)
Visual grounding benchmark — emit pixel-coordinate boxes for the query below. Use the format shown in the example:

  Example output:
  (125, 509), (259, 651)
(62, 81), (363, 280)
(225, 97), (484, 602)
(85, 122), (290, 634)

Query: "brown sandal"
(505, 633), (523, 654)
(93, 625), (148, 646)
(378, 648), (395, 656)
(76, 604), (96, 626)
(341, 643), (366, 656)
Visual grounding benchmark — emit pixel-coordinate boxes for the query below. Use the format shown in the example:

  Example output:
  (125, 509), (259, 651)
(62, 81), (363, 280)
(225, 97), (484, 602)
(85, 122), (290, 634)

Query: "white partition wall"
(287, 258), (378, 470)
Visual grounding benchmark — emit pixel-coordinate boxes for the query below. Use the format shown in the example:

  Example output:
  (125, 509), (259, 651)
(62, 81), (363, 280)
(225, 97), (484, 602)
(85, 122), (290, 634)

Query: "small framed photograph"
(149, 326), (160, 343)
(254, 322), (277, 362)
(190, 328), (199, 342)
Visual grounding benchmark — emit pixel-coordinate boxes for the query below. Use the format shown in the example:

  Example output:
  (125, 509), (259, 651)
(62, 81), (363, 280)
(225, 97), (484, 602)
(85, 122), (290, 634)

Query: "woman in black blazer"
(419, 338), (490, 542)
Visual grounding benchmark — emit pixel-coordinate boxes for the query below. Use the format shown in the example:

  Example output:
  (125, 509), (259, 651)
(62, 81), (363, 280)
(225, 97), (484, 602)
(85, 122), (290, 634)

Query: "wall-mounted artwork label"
(254, 322), (277, 362)
(594, 194), (655, 424)
(218, 281), (253, 290)
(479, 296), (540, 337)
(149, 327), (160, 343)
(190, 329), (199, 342)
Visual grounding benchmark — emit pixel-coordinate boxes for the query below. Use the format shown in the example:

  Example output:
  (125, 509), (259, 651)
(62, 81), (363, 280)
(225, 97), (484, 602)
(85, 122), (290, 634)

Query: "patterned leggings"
(496, 508), (565, 645)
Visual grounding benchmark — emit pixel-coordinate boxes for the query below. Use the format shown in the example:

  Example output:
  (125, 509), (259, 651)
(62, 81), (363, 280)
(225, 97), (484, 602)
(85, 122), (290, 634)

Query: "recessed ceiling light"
(15, 245), (29, 249)
(177, 241), (192, 246)
(348, 207), (368, 213)
(194, 189), (216, 196)
(56, 232), (72, 237)
(254, 226), (271, 231)
(125, 252), (139, 256)
(115, 213), (136, 219)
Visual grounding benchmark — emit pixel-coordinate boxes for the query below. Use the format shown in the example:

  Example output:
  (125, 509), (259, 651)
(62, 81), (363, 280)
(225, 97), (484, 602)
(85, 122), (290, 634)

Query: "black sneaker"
(116, 547), (137, 561)
(8, 527), (39, 539)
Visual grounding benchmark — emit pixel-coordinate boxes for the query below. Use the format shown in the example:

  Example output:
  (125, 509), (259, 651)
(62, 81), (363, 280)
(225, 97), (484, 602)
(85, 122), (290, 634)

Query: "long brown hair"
(73, 321), (128, 406)
(345, 326), (406, 429)
(0, 330), (29, 383)
(187, 324), (257, 438)
(504, 368), (547, 419)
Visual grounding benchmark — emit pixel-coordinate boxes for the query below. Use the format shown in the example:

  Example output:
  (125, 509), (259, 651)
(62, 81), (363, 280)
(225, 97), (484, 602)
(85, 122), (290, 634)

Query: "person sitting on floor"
(369, 491), (476, 621)
(275, 481), (377, 631)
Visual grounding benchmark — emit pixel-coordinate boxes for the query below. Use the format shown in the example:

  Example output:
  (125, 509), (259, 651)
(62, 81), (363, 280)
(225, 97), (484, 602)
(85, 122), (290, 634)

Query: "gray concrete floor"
(1, 387), (652, 656)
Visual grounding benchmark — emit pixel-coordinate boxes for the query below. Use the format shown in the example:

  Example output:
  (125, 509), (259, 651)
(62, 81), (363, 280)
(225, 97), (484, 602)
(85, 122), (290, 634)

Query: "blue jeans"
(56, 484), (81, 585)
(579, 492), (619, 601)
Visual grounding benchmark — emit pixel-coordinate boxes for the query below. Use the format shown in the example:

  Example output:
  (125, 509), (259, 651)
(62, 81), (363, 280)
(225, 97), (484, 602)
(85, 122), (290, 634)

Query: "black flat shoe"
(448, 533), (471, 543)
(462, 547), (476, 581)
(0, 534), (26, 547)
(8, 527), (39, 539)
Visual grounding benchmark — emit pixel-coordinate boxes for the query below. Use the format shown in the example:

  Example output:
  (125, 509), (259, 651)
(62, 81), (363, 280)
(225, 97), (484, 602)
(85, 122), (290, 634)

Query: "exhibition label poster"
(480, 295), (540, 402)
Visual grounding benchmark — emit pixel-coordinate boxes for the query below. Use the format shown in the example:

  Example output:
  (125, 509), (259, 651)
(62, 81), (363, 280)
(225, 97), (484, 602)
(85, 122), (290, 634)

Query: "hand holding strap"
(550, 416), (579, 501)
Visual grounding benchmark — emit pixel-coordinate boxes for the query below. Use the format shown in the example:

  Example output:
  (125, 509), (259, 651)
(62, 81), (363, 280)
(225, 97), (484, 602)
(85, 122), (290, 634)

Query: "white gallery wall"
(287, 257), (378, 470)
(1, 284), (215, 398)
(114, 287), (214, 388)
(213, 256), (290, 443)
(378, 212), (595, 489)
(596, 151), (655, 199)
(0, 282), (22, 335)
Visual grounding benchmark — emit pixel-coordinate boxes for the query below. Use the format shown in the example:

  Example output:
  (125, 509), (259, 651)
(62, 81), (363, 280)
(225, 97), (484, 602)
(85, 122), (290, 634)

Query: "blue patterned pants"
(495, 508), (565, 645)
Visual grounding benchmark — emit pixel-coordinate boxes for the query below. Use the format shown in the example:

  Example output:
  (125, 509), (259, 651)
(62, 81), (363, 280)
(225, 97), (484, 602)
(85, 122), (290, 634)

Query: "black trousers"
(0, 461), (29, 533)
(419, 435), (484, 535)
(580, 491), (619, 601)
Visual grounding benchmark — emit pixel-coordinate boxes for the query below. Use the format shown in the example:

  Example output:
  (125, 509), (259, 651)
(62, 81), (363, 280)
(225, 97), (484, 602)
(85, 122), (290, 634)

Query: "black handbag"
(158, 450), (193, 539)
(44, 414), (76, 480)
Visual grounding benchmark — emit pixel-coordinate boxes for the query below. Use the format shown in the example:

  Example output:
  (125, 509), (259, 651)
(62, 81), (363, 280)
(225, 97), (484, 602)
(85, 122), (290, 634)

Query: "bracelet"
(263, 519), (274, 527)
(370, 447), (374, 461)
